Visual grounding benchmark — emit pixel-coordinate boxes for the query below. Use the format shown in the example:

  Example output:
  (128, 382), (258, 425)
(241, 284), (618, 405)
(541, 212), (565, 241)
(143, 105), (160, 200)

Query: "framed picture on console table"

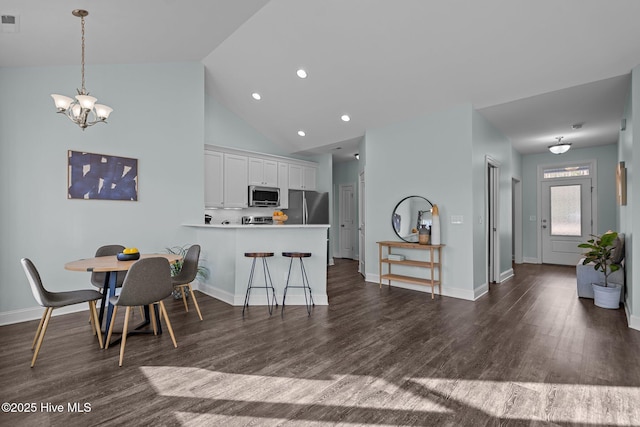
(67, 150), (138, 201)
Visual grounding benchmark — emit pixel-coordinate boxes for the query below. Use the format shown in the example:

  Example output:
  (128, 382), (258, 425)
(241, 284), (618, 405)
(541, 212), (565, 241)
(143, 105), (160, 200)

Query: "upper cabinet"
(223, 154), (249, 208)
(278, 162), (289, 209)
(204, 151), (224, 208)
(205, 145), (318, 209)
(248, 157), (278, 187)
(289, 163), (317, 190)
(204, 150), (248, 208)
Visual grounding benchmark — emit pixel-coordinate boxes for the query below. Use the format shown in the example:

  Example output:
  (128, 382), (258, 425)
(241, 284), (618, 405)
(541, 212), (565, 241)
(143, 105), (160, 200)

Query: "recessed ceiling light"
(296, 69), (308, 79)
(341, 114), (350, 122)
(251, 92), (261, 100)
(297, 130), (306, 136)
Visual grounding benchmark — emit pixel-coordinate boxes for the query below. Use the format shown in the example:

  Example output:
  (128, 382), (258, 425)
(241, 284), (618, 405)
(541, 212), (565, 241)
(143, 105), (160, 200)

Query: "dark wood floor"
(1, 260), (639, 426)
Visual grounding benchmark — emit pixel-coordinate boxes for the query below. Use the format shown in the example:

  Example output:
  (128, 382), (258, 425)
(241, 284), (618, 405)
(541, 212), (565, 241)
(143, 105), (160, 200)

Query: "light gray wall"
(0, 63), (204, 319)
(364, 104), (478, 299)
(472, 110), (514, 287)
(521, 144), (619, 262)
(619, 64), (638, 326)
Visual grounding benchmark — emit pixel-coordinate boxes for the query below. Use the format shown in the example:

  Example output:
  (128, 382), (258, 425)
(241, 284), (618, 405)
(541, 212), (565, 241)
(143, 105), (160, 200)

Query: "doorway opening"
(486, 156), (500, 286)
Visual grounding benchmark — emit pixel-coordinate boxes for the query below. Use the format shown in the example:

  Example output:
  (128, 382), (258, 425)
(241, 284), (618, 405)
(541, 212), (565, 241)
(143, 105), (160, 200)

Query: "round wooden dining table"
(65, 253), (182, 346)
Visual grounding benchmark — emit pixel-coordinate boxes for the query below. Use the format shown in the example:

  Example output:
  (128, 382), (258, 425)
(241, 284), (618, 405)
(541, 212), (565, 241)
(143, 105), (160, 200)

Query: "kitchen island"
(183, 224), (330, 307)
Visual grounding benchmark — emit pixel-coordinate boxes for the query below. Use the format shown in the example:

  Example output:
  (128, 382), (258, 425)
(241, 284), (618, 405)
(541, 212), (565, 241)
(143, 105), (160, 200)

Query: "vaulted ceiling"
(3, 0), (640, 161)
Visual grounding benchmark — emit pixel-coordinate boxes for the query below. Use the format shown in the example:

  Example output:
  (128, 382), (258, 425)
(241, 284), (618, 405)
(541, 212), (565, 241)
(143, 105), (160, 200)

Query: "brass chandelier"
(51, 10), (112, 130)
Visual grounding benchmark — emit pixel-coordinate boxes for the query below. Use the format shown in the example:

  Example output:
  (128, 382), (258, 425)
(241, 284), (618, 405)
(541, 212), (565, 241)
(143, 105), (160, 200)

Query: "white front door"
(339, 184), (355, 259)
(541, 178), (592, 265)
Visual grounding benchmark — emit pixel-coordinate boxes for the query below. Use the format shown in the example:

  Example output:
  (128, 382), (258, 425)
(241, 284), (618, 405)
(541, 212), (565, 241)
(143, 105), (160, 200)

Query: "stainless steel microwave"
(248, 185), (280, 207)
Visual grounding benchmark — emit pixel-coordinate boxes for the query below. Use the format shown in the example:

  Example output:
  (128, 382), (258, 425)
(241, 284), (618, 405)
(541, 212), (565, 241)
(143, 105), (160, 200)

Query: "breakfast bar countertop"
(183, 223), (330, 229)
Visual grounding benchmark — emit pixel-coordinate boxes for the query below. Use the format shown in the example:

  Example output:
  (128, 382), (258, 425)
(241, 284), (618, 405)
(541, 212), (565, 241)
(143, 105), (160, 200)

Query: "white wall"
(0, 63), (204, 322)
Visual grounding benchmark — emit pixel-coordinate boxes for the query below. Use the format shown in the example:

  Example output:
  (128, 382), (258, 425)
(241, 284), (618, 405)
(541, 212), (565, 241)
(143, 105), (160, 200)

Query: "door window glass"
(550, 185), (581, 236)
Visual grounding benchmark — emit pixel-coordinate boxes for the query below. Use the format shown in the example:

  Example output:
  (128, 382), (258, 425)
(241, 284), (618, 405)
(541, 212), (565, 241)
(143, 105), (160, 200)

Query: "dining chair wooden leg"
(149, 304), (158, 335)
(119, 306), (131, 367)
(138, 306), (145, 319)
(31, 307), (53, 368)
(88, 301), (104, 349)
(158, 301), (177, 348)
(188, 284), (203, 321)
(32, 309), (48, 350)
(105, 305), (119, 349)
(179, 285), (189, 312)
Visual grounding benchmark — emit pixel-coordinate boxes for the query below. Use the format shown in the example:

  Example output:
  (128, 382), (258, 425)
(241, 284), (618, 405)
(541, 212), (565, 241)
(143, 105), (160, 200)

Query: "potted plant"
(166, 245), (209, 299)
(578, 231), (621, 309)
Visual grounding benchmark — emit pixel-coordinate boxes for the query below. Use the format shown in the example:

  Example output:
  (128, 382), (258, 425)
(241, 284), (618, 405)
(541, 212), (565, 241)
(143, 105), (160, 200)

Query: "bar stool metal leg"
(281, 252), (314, 316)
(243, 253), (277, 316)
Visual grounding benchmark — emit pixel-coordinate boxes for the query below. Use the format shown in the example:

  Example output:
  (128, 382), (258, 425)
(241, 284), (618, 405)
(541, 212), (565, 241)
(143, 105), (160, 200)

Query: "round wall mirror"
(392, 196), (433, 243)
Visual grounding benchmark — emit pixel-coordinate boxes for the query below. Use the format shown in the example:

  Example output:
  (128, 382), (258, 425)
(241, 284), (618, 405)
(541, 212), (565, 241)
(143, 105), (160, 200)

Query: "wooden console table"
(377, 241), (444, 299)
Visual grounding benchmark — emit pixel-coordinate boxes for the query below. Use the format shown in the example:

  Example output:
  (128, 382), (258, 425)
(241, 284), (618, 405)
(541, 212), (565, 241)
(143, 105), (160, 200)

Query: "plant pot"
(592, 283), (621, 309)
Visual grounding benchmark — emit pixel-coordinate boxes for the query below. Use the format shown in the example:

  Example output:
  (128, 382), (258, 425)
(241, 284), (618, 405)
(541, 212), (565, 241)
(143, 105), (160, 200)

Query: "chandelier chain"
(80, 15), (86, 94)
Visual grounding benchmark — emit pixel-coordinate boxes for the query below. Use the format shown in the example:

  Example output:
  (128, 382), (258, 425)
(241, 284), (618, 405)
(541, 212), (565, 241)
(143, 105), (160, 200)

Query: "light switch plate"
(451, 215), (463, 224)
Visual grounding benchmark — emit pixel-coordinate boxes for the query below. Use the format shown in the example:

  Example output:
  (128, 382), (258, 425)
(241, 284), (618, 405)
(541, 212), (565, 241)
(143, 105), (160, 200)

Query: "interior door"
(358, 172), (365, 276)
(339, 184), (355, 259)
(541, 178), (592, 265)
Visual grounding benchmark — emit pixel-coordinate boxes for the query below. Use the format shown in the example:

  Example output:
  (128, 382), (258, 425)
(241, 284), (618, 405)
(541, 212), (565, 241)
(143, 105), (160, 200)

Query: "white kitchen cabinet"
(278, 162), (289, 209)
(289, 163), (317, 190)
(204, 151), (224, 208)
(248, 157), (278, 187)
(223, 153), (249, 208)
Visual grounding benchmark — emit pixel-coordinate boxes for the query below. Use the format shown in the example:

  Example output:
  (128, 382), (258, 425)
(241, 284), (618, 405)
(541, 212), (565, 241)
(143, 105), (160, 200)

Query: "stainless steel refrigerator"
(284, 190), (329, 224)
(284, 190), (330, 263)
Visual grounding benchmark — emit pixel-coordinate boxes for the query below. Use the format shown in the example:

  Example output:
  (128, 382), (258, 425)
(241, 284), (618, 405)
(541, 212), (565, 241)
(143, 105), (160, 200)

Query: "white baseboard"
(500, 268), (514, 282)
(0, 304), (89, 326)
(523, 257), (540, 264)
(195, 282), (328, 306)
(625, 302), (640, 331)
(365, 273), (476, 301)
(474, 283), (489, 300)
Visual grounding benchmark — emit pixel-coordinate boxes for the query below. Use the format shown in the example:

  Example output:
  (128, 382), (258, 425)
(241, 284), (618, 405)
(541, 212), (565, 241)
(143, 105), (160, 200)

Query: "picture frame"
(616, 161), (626, 206)
(67, 150), (138, 201)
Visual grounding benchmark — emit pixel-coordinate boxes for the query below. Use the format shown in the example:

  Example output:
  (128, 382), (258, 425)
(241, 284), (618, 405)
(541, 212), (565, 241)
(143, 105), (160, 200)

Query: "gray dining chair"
(20, 258), (104, 368)
(172, 244), (203, 320)
(91, 244), (126, 289)
(105, 257), (177, 366)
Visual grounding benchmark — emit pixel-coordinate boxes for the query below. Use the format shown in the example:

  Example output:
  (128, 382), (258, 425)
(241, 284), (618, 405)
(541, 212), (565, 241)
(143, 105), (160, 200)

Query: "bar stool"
(243, 252), (277, 316)
(282, 252), (315, 316)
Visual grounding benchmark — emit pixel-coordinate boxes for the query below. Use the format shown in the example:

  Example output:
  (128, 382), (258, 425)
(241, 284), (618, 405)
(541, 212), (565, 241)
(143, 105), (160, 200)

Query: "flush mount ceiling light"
(297, 130), (306, 136)
(251, 92), (261, 100)
(548, 136), (571, 155)
(341, 114), (351, 122)
(51, 10), (112, 130)
(296, 69), (308, 79)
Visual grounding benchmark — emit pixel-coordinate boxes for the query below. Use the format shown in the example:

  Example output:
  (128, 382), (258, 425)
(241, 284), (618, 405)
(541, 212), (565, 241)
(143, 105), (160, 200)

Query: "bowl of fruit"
(117, 247), (140, 261)
(272, 211), (288, 225)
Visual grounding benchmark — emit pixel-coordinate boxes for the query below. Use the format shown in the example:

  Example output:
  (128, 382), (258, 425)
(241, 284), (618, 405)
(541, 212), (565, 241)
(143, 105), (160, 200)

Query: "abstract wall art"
(68, 150), (138, 200)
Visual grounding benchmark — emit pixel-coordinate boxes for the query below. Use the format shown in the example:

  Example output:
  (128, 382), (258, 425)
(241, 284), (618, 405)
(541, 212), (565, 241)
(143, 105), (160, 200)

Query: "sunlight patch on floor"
(140, 366), (451, 413)
(141, 367), (640, 425)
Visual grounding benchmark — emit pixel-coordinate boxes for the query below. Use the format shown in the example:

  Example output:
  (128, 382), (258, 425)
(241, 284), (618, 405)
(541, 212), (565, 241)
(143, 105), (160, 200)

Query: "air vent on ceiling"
(1, 14), (19, 33)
